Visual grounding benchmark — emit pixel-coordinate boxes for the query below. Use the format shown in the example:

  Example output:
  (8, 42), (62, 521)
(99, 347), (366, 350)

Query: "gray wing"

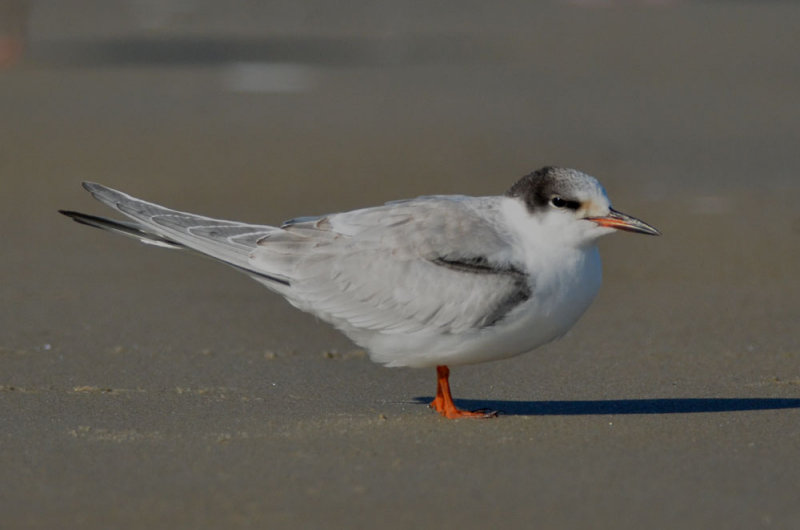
(251, 196), (531, 335)
(67, 182), (289, 285)
(65, 185), (531, 335)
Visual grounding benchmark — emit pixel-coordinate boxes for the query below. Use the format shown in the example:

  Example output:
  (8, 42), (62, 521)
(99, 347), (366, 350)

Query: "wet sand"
(2, 4), (800, 529)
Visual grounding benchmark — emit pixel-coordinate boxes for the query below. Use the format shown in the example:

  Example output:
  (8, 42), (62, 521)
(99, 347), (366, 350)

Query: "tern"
(60, 166), (660, 419)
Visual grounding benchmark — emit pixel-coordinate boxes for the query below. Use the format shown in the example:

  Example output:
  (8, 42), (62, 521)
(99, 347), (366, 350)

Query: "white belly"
(366, 245), (603, 368)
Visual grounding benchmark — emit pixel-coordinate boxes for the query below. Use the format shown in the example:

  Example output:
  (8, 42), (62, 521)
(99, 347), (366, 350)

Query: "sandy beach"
(2, 3), (800, 528)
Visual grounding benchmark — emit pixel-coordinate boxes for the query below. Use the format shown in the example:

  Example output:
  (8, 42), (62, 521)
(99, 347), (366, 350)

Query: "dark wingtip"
(58, 209), (104, 228)
(59, 209), (83, 220)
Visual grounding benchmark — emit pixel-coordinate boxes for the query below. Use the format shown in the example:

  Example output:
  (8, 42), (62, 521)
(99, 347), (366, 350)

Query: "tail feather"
(59, 210), (183, 249)
(61, 182), (291, 287)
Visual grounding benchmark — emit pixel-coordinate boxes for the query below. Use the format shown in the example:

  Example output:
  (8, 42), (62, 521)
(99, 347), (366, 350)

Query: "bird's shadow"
(412, 397), (800, 416)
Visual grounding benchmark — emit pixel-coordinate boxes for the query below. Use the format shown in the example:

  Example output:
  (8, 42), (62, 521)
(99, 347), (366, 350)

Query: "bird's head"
(506, 166), (660, 246)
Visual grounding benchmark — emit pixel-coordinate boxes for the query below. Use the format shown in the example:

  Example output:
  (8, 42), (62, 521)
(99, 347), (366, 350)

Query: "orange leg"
(429, 365), (497, 419)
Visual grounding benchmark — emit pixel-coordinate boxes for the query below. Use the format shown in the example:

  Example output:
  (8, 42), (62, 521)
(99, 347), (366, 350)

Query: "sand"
(2, 3), (800, 529)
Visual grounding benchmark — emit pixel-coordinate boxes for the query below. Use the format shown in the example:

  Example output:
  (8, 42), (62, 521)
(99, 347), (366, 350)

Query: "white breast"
(366, 198), (603, 368)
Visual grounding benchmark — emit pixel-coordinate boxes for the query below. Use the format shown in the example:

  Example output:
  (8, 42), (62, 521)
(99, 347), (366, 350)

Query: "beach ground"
(2, 3), (799, 528)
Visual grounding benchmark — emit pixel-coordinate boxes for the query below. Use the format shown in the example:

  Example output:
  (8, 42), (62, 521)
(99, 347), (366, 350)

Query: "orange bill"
(588, 208), (661, 236)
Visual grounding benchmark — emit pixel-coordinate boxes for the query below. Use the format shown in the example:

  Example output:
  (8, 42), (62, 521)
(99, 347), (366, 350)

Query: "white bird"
(61, 166), (660, 419)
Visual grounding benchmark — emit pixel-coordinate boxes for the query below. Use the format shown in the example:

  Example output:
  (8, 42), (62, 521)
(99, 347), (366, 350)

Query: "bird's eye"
(550, 197), (581, 210)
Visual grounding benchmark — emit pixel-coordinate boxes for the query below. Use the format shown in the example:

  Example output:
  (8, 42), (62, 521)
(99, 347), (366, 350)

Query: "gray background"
(2, 2), (799, 528)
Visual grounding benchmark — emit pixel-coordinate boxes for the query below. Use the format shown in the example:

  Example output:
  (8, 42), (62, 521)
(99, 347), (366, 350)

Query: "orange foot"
(428, 365), (499, 419)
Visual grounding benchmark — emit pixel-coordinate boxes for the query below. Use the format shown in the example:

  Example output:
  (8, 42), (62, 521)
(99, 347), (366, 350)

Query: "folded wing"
(252, 196), (531, 336)
(67, 185), (532, 337)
